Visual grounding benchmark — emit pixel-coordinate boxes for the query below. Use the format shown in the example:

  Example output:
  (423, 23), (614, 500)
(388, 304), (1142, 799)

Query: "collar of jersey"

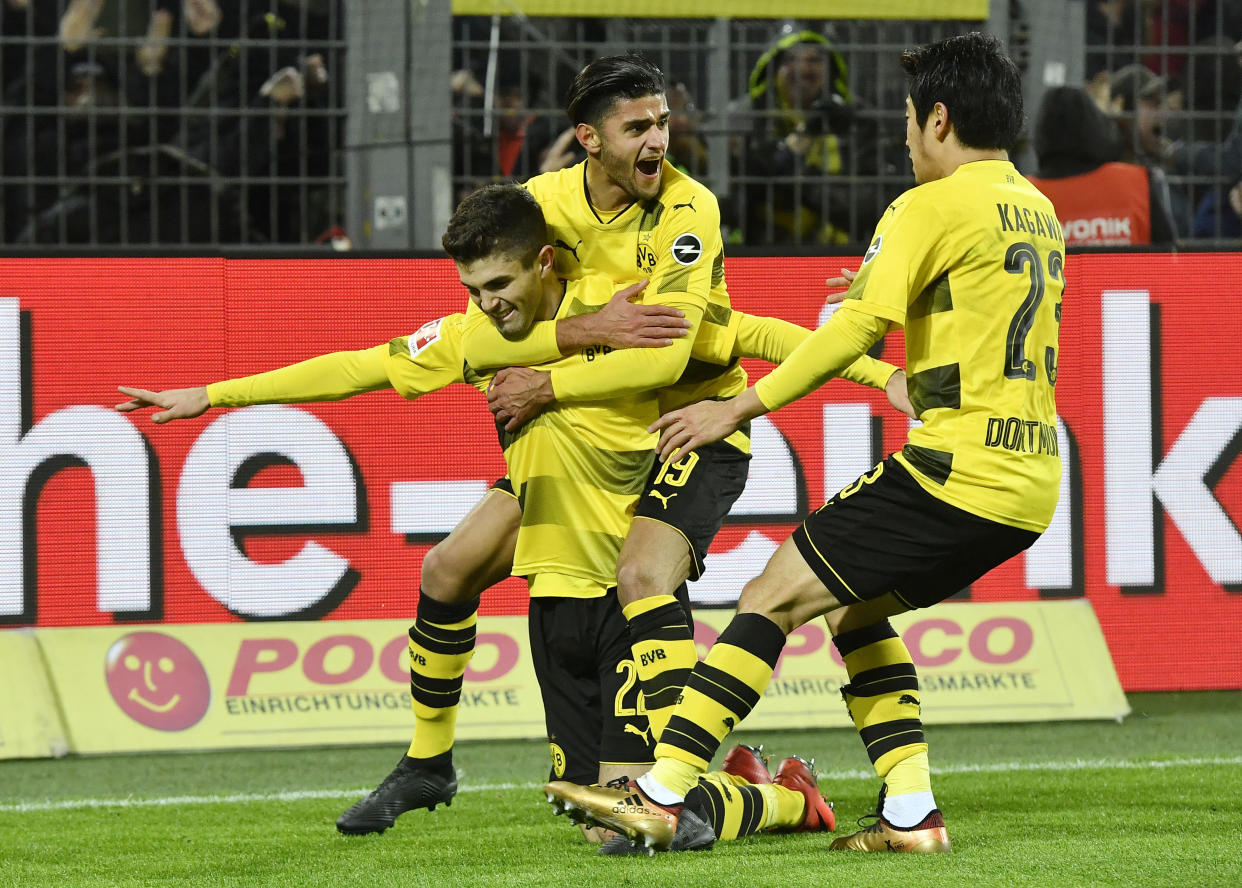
(582, 162), (639, 226)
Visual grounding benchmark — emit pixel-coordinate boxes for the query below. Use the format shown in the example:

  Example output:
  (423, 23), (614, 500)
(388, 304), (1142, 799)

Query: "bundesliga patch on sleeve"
(408, 317), (445, 358)
(671, 232), (703, 266)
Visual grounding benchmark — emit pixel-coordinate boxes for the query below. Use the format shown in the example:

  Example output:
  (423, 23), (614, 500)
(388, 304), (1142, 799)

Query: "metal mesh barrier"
(1080, 0), (1242, 242)
(449, 16), (976, 247)
(1, 1), (346, 246)
(3, 3), (1240, 249)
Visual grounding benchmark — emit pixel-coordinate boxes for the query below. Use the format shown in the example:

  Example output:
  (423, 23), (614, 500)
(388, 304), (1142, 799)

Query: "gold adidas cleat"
(545, 780), (680, 851)
(829, 810), (952, 853)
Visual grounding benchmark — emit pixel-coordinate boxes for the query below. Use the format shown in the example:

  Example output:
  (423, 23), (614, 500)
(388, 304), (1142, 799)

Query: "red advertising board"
(0, 254), (1239, 691)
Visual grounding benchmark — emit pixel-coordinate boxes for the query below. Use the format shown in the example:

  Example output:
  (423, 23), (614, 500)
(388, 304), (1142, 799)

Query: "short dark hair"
(441, 184), (547, 266)
(901, 32), (1024, 151)
(565, 53), (666, 128)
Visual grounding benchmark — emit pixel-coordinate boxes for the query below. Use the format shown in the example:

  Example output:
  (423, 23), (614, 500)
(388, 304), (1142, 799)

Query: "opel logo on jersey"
(863, 234), (883, 265)
(671, 233), (703, 266)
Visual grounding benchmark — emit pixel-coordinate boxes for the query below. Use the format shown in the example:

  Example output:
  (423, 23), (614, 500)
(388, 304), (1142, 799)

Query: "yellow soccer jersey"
(843, 159), (1063, 532)
(211, 303), (651, 599)
(498, 274), (658, 597)
(382, 315), (488, 399)
(521, 160), (748, 416)
(206, 315), (474, 408)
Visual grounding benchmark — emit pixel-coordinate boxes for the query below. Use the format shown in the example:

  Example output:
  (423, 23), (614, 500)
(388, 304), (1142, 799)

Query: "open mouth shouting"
(636, 155), (663, 182)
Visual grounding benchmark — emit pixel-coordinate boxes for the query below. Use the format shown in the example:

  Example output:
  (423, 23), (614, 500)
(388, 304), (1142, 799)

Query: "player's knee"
(420, 542), (477, 603)
(737, 575), (801, 635)
(615, 556), (672, 605)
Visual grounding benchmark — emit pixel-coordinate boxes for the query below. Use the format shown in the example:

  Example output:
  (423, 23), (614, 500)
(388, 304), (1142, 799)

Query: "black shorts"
(792, 456), (1040, 610)
(634, 439), (750, 581)
(527, 595), (654, 784)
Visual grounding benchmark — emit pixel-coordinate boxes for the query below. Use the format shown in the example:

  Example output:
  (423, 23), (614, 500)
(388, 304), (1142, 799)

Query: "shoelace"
(853, 813), (884, 831)
(603, 776), (631, 791)
(853, 784), (886, 830)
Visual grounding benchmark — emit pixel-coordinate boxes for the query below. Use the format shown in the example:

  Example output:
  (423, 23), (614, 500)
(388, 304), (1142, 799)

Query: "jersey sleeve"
(206, 345), (392, 407)
(460, 299), (562, 370)
(734, 312), (900, 390)
(383, 315), (472, 399)
(752, 304), (889, 412)
(733, 312), (810, 363)
(548, 297), (705, 401)
(842, 195), (943, 326)
(647, 187), (720, 313)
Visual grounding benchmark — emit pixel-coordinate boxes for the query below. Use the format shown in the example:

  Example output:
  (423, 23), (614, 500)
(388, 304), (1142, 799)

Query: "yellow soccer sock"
(881, 750), (937, 826)
(647, 613), (787, 795)
(622, 594), (697, 740)
(406, 592), (478, 760)
(681, 773), (804, 838)
(755, 782), (807, 830)
(687, 772), (761, 839)
(885, 749), (932, 796)
(833, 619), (928, 778)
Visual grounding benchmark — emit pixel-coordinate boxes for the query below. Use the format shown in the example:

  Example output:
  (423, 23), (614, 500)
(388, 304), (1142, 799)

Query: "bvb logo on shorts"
(549, 742), (567, 778)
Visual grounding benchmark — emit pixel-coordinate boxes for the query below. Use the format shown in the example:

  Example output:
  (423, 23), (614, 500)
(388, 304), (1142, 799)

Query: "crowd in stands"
(4, 2), (1242, 246)
(452, 6), (1242, 248)
(1, 0), (339, 245)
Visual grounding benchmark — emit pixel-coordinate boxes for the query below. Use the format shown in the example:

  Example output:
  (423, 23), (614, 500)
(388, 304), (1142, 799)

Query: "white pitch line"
(3, 755), (1240, 814)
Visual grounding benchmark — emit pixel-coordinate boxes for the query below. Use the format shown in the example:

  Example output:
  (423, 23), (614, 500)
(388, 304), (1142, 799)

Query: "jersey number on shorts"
(653, 451), (699, 488)
(614, 658), (647, 717)
(1003, 242), (1063, 385)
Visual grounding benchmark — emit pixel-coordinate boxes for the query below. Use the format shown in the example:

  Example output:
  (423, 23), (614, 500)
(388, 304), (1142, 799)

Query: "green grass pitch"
(2, 692), (1239, 888)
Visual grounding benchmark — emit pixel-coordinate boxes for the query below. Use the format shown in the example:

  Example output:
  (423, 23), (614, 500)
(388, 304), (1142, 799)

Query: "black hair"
(900, 32), (1024, 151)
(565, 52), (666, 128)
(441, 184), (547, 266)
(1034, 86), (1122, 171)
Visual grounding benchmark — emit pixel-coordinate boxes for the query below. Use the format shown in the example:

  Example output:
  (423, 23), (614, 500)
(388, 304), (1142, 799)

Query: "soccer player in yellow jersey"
(546, 32), (1063, 855)
(312, 54), (901, 839)
(457, 51), (902, 767)
(115, 184), (841, 849)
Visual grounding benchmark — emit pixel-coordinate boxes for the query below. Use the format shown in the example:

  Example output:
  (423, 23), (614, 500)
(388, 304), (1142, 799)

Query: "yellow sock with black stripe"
(623, 592), (698, 741)
(645, 613), (786, 798)
(833, 620), (932, 811)
(682, 772), (804, 838)
(407, 591), (478, 761)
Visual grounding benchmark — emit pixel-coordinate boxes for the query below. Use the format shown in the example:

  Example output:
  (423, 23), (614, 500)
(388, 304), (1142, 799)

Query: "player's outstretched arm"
(116, 386), (210, 424)
(116, 346), (396, 424)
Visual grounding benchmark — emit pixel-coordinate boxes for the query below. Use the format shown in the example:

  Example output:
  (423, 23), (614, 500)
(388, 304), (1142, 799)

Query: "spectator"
(1142, 0), (1242, 80)
(452, 58), (563, 189)
(1086, 0), (1140, 79)
(1026, 85), (1177, 245)
(1163, 41), (1242, 182)
(726, 27), (871, 245)
(1109, 63), (1180, 162)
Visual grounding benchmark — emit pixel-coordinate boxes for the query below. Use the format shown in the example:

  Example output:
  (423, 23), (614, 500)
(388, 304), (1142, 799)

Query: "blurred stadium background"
(2, 0), (1240, 250)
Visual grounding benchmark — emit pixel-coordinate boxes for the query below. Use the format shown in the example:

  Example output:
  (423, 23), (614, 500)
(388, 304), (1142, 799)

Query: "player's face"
(595, 94), (670, 202)
(905, 95), (939, 185)
(457, 247), (553, 340)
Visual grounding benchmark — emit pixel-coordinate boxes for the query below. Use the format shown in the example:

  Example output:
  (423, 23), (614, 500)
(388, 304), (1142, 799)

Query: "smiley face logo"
(105, 632), (210, 731)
